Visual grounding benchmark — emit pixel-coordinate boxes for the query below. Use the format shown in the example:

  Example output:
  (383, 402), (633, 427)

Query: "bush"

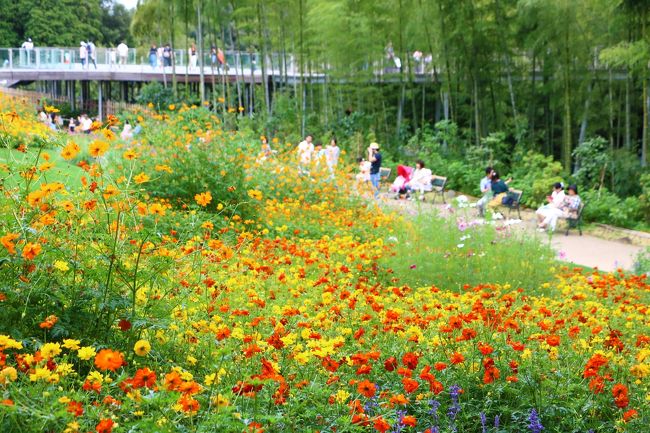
(135, 82), (178, 111)
(510, 150), (565, 207)
(580, 188), (647, 230)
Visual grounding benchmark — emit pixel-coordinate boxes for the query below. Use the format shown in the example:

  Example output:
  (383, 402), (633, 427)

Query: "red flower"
(623, 409), (638, 422)
(373, 416), (391, 433)
(402, 352), (419, 370)
(96, 419), (114, 433)
(434, 362), (447, 371)
(546, 335), (560, 347)
(478, 342), (494, 355)
(357, 380), (376, 398)
(384, 357), (398, 372)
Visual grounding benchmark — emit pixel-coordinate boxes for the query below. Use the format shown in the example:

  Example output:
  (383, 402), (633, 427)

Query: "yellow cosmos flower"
(134, 173), (150, 184)
(54, 260), (70, 272)
(62, 339), (80, 350)
(195, 191), (212, 207)
(40, 342), (62, 359)
(134, 339), (151, 356)
(0, 366), (18, 384)
(77, 346), (96, 361)
(123, 149), (138, 160)
(247, 189), (263, 200)
(30, 367), (52, 382)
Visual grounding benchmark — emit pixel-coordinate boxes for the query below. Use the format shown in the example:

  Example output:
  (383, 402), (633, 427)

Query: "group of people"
(476, 165), (582, 232)
(296, 134), (342, 176)
(535, 183), (581, 232)
(148, 43), (174, 69)
(147, 43), (226, 71)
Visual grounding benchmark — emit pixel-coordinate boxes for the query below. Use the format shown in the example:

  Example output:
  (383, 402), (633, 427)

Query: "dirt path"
(380, 194), (646, 273)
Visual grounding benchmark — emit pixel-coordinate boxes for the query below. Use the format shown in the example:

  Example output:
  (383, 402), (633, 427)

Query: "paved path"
(381, 194), (645, 273)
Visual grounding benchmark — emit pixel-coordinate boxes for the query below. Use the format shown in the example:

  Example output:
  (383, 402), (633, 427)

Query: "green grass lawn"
(0, 146), (86, 191)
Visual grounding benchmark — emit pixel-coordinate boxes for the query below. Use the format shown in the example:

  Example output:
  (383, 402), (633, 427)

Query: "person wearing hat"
(368, 142), (382, 198)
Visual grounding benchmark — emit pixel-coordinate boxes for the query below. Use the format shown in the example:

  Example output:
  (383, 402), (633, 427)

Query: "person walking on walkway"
(149, 44), (158, 69)
(189, 43), (198, 70)
(79, 41), (87, 69)
(163, 44), (172, 67)
(87, 41), (97, 69)
(21, 38), (34, 66)
(368, 142), (382, 198)
(117, 42), (128, 66)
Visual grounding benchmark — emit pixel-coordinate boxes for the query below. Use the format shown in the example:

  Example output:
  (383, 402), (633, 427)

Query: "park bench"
(501, 189), (523, 219)
(564, 201), (585, 236)
(430, 175), (447, 203)
(379, 167), (391, 182)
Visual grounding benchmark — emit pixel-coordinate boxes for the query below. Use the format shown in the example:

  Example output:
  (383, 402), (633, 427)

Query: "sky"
(116, 0), (138, 10)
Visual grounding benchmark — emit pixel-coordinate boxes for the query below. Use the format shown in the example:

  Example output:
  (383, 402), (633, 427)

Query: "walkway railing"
(0, 47), (297, 76)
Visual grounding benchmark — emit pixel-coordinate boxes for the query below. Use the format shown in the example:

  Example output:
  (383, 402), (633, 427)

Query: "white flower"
(457, 243), (464, 248)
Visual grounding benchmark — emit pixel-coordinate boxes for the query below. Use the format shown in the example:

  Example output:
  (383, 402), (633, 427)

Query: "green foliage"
(573, 136), (610, 190)
(580, 188), (647, 230)
(135, 82), (178, 111)
(634, 247), (650, 275)
(510, 151), (565, 207)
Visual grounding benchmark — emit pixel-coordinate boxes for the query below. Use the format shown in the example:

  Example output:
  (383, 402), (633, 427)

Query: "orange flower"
(94, 349), (125, 371)
(546, 335), (561, 347)
(89, 140), (109, 158)
(22, 242), (42, 260)
(195, 191), (213, 207)
(39, 314), (58, 329)
(132, 368), (157, 389)
(96, 419), (114, 433)
(450, 352), (464, 365)
(133, 173), (150, 184)
(357, 379), (376, 398)
(623, 409), (638, 422)
(402, 377), (420, 394)
(402, 415), (417, 427)
(373, 416), (391, 433)
(402, 352), (419, 369)
(1, 233), (20, 255)
(66, 400), (84, 417)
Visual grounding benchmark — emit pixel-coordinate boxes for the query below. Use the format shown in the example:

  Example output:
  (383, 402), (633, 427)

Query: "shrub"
(510, 150), (565, 207)
(135, 82), (178, 111)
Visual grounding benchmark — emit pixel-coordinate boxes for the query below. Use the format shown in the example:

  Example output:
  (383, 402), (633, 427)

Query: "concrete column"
(98, 82), (103, 121)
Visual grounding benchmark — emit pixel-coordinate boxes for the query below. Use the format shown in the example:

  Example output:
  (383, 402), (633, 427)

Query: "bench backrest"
(507, 189), (523, 204)
(431, 175), (447, 188)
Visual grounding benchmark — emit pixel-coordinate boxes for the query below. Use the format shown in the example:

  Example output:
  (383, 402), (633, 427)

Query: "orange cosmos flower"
(95, 419), (114, 433)
(1, 233), (20, 254)
(546, 335), (560, 347)
(94, 349), (125, 371)
(39, 314), (58, 329)
(132, 368), (157, 389)
(402, 415), (417, 427)
(89, 140), (109, 157)
(402, 377), (419, 394)
(357, 379), (376, 398)
(373, 417), (391, 433)
(22, 242), (42, 260)
(623, 409), (638, 422)
(450, 352), (464, 365)
(195, 191), (212, 207)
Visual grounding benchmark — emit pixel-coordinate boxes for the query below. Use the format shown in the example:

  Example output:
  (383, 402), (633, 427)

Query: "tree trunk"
(625, 69), (631, 149)
(608, 68), (614, 150)
(256, 0), (270, 116)
(643, 77), (648, 166)
(197, 1), (205, 104)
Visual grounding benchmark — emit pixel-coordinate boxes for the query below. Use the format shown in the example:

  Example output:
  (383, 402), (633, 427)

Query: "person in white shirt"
(325, 138), (341, 173)
(87, 41), (97, 69)
(188, 43), (198, 70)
(117, 42), (128, 66)
(404, 159), (433, 200)
(79, 42), (87, 69)
(297, 134), (314, 174)
(476, 166), (494, 217)
(536, 182), (565, 224)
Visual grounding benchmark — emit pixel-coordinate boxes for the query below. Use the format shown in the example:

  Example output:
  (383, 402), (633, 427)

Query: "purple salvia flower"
(494, 415), (500, 429)
(528, 409), (544, 433)
(480, 412), (487, 433)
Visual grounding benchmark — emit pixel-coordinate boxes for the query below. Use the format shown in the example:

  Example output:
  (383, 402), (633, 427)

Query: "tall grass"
(379, 203), (557, 291)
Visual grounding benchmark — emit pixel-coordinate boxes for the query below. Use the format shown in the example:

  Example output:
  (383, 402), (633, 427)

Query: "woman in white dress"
(536, 182), (565, 225)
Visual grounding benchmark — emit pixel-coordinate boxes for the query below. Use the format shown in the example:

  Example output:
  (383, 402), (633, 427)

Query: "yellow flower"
(169, 104), (176, 110)
(30, 367), (51, 382)
(77, 346), (96, 361)
(211, 394), (229, 408)
(0, 336), (24, 351)
(62, 339), (80, 350)
(54, 261), (70, 272)
(0, 366), (18, 384)
(123, 149), (138, 160)
(40, 342), (62, 359)
(134, 173), (150, 184)
(134, 339), (151, 356)
(247, 189), (263, 200)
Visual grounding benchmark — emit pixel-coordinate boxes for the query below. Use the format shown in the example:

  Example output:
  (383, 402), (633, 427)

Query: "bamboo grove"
(130, 0), (650, 170)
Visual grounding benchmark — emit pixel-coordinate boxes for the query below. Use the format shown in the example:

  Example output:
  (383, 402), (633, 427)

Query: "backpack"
(501, 194), (514, 206)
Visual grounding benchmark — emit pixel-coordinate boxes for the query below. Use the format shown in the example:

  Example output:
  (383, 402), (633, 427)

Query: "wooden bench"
(501, 189), (522, 219)
(430, 175), (447, 203)
(564, 201), (585, 236)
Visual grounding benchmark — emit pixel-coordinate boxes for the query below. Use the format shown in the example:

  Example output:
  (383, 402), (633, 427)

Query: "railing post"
(8, 49), (12, 69)
(36, 48), (40, 69)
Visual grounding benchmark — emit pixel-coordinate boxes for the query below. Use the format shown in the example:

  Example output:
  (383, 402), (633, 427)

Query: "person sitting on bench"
(538, 184), (581, 232)
(402, 159), (433, 200)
